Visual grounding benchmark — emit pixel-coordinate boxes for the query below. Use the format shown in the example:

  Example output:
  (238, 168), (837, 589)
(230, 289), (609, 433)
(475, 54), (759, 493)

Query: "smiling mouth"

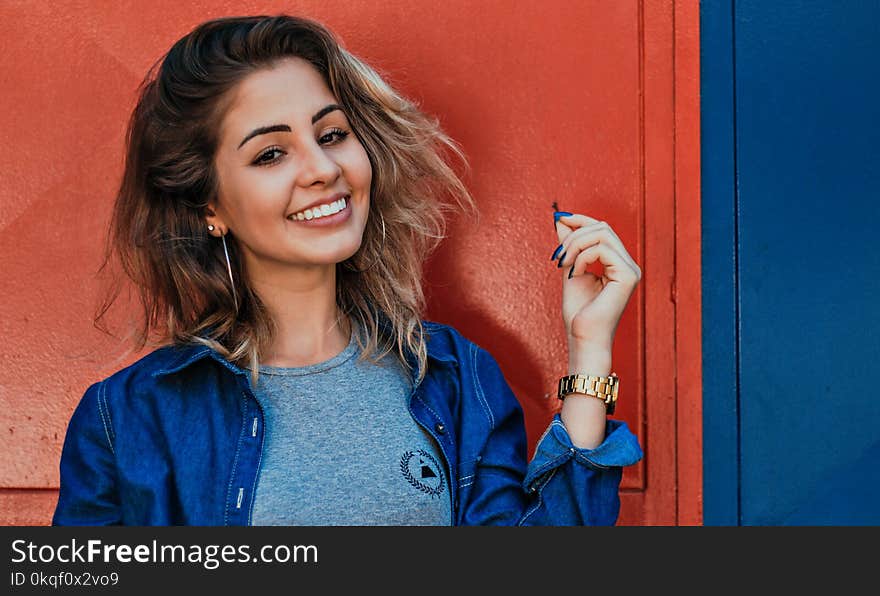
(287, 195), (350, 221)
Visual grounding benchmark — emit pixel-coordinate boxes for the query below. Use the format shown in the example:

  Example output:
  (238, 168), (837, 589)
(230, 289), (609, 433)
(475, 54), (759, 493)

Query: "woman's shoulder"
(421, 319), (496, 366)
(420, 319), (520, 415)
(421, 319), (473, 356)
(62, 344), (202, 434)
(84, 342), (210, 396)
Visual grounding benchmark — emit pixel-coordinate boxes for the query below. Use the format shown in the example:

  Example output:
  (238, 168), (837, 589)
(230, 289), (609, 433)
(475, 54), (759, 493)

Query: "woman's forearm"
(559, 345), (613, 449)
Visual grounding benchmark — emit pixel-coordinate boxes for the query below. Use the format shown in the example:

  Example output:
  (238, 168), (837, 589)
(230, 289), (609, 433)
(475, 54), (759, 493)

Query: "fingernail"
(553, 211), (573, 222)
(550, 244), (563, 260)
(568, 265), (575, 279)
(557, 252), (566, 268)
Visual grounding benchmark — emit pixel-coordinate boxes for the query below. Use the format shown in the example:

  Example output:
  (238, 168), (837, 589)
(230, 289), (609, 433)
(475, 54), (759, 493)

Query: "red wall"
(0, 0), (701, 525)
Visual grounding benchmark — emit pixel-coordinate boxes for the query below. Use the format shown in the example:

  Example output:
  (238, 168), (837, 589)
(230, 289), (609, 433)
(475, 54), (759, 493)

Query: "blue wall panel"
(703, 0), (880, 524)
(735, 0), (880, 525)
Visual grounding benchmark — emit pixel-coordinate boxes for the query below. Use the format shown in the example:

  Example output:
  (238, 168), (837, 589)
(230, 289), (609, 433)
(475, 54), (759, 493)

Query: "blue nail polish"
(557, 252), (566, 268)
(553, 211), (573, 222)
(550, 244), (563, 260)
(568, 265), (575, 279)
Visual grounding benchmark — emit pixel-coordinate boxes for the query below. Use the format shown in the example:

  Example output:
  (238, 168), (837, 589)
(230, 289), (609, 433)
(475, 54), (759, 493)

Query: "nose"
(296, 139), (342, 187)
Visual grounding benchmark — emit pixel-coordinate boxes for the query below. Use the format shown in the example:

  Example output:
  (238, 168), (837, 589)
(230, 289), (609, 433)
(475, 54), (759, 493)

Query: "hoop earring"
(220, 232), (239, 311)
(342, 212), (386, 274)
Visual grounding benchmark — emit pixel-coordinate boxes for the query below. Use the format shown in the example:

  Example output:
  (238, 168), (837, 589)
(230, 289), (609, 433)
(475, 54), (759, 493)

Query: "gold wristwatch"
(557, 372), (619, 415)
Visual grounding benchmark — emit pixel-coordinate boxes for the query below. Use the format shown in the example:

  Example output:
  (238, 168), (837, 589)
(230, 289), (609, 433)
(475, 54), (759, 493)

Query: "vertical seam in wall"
(671, 0), (679, 526)
(638, 0), (648, 498)
(731, 0), (743, 526)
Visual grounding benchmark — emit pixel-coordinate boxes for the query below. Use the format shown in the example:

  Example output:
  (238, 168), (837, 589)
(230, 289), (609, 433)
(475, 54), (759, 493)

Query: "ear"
(204, 199), (225, 237)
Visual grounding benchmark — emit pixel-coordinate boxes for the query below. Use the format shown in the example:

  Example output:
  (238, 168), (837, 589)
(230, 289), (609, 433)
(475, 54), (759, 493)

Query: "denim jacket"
(53, 320), (643, 526)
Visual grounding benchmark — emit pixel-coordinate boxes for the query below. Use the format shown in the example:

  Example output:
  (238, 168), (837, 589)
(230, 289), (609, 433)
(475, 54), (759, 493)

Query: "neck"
(247, 260), (351, 367)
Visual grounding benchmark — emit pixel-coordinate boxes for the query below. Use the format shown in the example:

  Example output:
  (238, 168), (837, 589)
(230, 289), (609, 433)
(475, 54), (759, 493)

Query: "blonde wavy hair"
(96, 14), (477, 386)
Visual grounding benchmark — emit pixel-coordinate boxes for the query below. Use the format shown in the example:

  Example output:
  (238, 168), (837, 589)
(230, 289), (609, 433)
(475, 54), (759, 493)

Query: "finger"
(554, 218), (574, 245)
(556, 215), (634, 267)
(565, 238), (641, 285)
(556, 213), (601, 230)
(558, 225), (641, 276)
(554, 212), (601, 242)
(553, 214), (642, 280)
(553, 221), (604, 265)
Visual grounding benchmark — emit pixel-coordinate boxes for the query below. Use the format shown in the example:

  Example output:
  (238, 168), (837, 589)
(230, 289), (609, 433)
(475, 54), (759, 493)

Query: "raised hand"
(552, 212), (642, 353)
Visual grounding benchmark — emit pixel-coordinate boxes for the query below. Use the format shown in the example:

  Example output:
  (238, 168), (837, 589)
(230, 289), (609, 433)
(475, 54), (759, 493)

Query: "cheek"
(226, 172), (289, 220)
(342, 140), (373, 188)
(215, 159), (274, 221)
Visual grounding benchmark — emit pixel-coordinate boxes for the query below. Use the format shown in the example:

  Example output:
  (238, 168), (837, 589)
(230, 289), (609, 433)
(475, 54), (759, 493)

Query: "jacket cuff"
(524, 413), (643, 490)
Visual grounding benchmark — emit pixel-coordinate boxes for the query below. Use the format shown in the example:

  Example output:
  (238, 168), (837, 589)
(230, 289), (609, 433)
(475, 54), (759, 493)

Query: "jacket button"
(435, 423), (446, 434)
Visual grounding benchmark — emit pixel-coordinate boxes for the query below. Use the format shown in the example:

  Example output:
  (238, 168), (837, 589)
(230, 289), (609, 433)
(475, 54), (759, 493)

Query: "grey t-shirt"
(250, 326), (451, 526)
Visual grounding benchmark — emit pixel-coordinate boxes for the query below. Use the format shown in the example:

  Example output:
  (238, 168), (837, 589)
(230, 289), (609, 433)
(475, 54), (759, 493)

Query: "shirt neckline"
(258, 323), (360, 377)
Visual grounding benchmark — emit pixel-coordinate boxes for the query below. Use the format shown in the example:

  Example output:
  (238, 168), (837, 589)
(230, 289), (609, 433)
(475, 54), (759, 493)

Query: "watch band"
(557, 372), (619, 415)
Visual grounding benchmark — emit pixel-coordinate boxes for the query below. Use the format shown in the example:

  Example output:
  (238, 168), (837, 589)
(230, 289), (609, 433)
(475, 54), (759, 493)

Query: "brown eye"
(320, 128), (350, 144)
(253, 147), (284, 166)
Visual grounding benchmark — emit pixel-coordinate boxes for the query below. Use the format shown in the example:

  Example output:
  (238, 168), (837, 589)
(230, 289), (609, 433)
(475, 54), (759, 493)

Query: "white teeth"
(289, 196), (348, 221)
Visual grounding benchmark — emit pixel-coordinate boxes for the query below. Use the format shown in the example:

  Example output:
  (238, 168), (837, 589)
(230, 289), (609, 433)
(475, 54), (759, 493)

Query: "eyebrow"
(236, 103), (343, 150)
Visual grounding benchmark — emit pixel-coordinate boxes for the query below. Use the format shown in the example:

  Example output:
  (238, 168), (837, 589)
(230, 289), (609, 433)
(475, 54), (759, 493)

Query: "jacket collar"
(150, 317), (458, 385)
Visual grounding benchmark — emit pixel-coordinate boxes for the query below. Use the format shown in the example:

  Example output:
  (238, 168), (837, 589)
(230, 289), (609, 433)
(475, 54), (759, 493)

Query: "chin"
(314, 227), (360, 259)
(339, 237), (367, 263)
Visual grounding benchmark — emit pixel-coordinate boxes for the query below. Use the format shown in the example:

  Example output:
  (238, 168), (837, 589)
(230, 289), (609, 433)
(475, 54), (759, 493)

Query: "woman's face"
(209, 56), (372, 277)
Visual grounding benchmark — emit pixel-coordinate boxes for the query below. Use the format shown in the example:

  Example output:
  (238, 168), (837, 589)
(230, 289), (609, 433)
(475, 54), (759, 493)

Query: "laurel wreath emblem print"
(399, 449), (445, 498)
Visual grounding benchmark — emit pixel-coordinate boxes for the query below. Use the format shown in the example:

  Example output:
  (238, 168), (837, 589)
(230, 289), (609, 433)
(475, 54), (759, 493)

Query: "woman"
(53, 14), (643, 526)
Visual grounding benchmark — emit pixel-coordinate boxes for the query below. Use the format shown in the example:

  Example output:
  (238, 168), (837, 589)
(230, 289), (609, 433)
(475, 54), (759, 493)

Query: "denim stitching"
(424, 322), (463, 364)
(95, 382), (115, 455)
(413, 392), (442, 425)
(553, 418), (613, 469)
(151, 350), (210, 378)
(415, 392), (455, 453)
(519, 468), (555, 525)
(525, 451), (571, 489)
(223, 393), (248, 526)
(247, 412), (264, 526)
(100, 383), (116, 443)
(470, 345), (495, 430)
(410, 388), (457, 520)
(573, 452), (611, 470)
(538, 420), (612, 470)
(457, 457), (477, 488)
